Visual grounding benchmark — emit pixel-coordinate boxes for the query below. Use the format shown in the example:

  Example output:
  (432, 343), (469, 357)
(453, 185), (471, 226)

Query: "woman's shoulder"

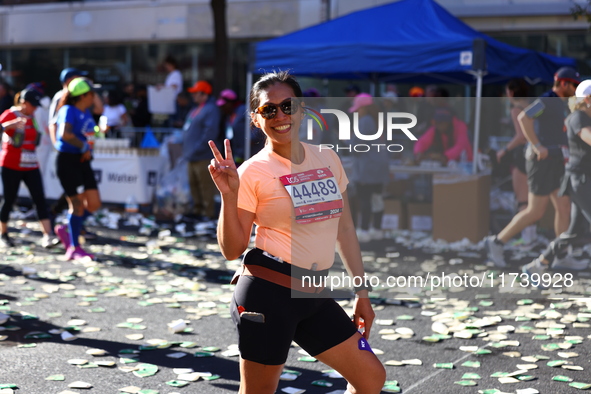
(238, 149), (275, 174)
(237, 150), (286, 190)
(567, 109), (590, 124)
(58, 104), (74, 114)
(302, 142), (343, 167)
(0, 108), (16, 122)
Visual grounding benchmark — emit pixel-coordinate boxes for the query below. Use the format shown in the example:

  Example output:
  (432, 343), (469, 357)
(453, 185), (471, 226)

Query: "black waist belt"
(230, 248), (328, 294)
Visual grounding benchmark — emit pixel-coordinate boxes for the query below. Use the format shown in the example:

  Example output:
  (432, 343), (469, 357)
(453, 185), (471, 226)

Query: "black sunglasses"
(253, 99), (300, 120)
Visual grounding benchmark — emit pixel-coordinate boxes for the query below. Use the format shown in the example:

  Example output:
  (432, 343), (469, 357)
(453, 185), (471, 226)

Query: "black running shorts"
(526, 155), (564, 196)
(231, 274), (358, 365)
(56, 152), (98, 197)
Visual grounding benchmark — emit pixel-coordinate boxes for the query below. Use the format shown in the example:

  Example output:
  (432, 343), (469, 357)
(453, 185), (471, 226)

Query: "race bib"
(280, 167), (343, 224)
(20, 150), (38, 168)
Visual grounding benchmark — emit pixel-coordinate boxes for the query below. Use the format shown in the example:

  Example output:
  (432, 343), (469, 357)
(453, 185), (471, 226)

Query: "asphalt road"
(1, 216), (591, 394)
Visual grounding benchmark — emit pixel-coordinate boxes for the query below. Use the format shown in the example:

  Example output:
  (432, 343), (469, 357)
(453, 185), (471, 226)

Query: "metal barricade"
(105, 126), (179, 148)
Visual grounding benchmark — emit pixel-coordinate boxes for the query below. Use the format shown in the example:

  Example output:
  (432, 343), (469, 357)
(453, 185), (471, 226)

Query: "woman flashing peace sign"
(209, 71), (385, 394)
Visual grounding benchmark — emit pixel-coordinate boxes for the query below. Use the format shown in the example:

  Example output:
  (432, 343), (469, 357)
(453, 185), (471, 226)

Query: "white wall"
(0, 0), (585, 46)
(0, 0), (322, 45)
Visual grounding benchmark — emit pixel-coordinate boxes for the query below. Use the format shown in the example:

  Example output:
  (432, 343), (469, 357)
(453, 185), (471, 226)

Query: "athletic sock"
(81, 210), (91, 222)
(80, 210), (93, 233)
(67, 213), (84, 248)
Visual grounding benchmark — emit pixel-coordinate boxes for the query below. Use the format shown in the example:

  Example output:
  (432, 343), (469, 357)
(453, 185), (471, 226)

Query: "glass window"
(68, 45), (129, 92)
(6, 48), (64, 94)
(491, 31), (591, 76)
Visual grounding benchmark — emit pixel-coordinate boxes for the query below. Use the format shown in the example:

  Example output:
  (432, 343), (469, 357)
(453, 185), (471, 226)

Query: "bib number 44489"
(280, 168), (343, 224)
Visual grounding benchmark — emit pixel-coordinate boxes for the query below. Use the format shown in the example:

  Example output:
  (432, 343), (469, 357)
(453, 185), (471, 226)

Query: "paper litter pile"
(1, 210), (591, 393)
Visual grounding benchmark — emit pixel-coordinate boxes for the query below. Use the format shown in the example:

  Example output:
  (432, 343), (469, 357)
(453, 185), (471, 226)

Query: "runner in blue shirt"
(53, 77), (102, 260)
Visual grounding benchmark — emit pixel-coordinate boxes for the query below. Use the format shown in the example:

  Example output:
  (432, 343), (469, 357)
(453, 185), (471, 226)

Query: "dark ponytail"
(55, 89), (83, 114)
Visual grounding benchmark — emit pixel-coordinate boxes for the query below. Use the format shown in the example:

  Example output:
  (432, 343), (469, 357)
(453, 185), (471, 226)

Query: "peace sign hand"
(208, 139), (239, 196)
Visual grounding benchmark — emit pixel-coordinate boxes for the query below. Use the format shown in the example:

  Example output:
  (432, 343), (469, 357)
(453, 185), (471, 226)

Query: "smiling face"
(251, 82), (304, 150)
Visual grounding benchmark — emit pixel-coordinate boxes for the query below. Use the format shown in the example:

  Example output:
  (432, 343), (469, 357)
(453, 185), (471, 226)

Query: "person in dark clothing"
(496, 79), (535, 242)
(131, 85), (152, 127)
(522, 79), (591, 279)
(484, 66), (579, 267)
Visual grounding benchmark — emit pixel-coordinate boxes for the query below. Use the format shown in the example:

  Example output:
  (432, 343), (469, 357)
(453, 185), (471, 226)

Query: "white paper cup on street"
(22, 266), (37, 275)
(168, 319), (187, 334)
(61, 331), (78, 341)
(158, 229), (172, 239)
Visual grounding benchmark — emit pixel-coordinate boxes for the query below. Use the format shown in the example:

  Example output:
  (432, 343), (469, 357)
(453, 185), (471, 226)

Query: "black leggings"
(356, 183), (384, 230)
(0, 167), (49, 223)
(541, 173), (591, 262)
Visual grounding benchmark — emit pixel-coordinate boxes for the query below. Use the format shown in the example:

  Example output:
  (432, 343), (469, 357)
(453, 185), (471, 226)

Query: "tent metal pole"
(370, 73), (378, 96)
(464, 85), (471, 125)
(245, 71), (253, 160)
(472, 70), (483, 174)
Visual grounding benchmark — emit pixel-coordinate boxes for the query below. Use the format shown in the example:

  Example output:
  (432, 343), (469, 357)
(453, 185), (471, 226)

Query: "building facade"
(0, 0), (588, 97)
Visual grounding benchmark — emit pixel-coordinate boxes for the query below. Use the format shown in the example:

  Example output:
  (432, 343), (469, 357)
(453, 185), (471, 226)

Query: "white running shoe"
(41, 234), (60, 249)
(522, 258), (549, 289)
(369, 228), (384, 241)
(551, 254), (589, 271)
(484, 235), (506, 267)
(356, 229), (371, 243)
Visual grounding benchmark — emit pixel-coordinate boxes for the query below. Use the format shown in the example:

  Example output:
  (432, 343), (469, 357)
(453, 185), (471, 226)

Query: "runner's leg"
(238, 359), (284, 394)
(498, 193), (549, 243)
(549, 190), (571, 237)
(314, 331), (386, 394)
(21, 169), (52, 236)
(0, 167), (22, 234)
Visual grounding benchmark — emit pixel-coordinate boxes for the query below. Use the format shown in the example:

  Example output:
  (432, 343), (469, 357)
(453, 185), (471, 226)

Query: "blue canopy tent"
(247, 0), (576, 166)
(253, 0), (574, 83)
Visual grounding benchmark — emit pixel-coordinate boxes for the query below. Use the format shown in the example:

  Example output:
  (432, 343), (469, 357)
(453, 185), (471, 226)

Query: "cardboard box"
(407, 202), (433, 232)
(432, 174), (491, 243)
(384, 179), (411, 199)
(381, 199), (407, 230)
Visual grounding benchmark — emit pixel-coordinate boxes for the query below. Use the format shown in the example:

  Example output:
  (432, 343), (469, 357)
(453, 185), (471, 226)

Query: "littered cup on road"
(61, 331), (78, 341)
(168, 319), (187, 334)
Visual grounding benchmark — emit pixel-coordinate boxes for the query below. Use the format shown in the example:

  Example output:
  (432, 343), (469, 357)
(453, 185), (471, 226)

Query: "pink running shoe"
(65, 246), (94, 261)
(54, 225), (71, 250)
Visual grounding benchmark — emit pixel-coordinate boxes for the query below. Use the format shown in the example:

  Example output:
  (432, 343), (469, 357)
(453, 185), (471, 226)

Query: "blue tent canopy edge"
(253, 0), (575, 84)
